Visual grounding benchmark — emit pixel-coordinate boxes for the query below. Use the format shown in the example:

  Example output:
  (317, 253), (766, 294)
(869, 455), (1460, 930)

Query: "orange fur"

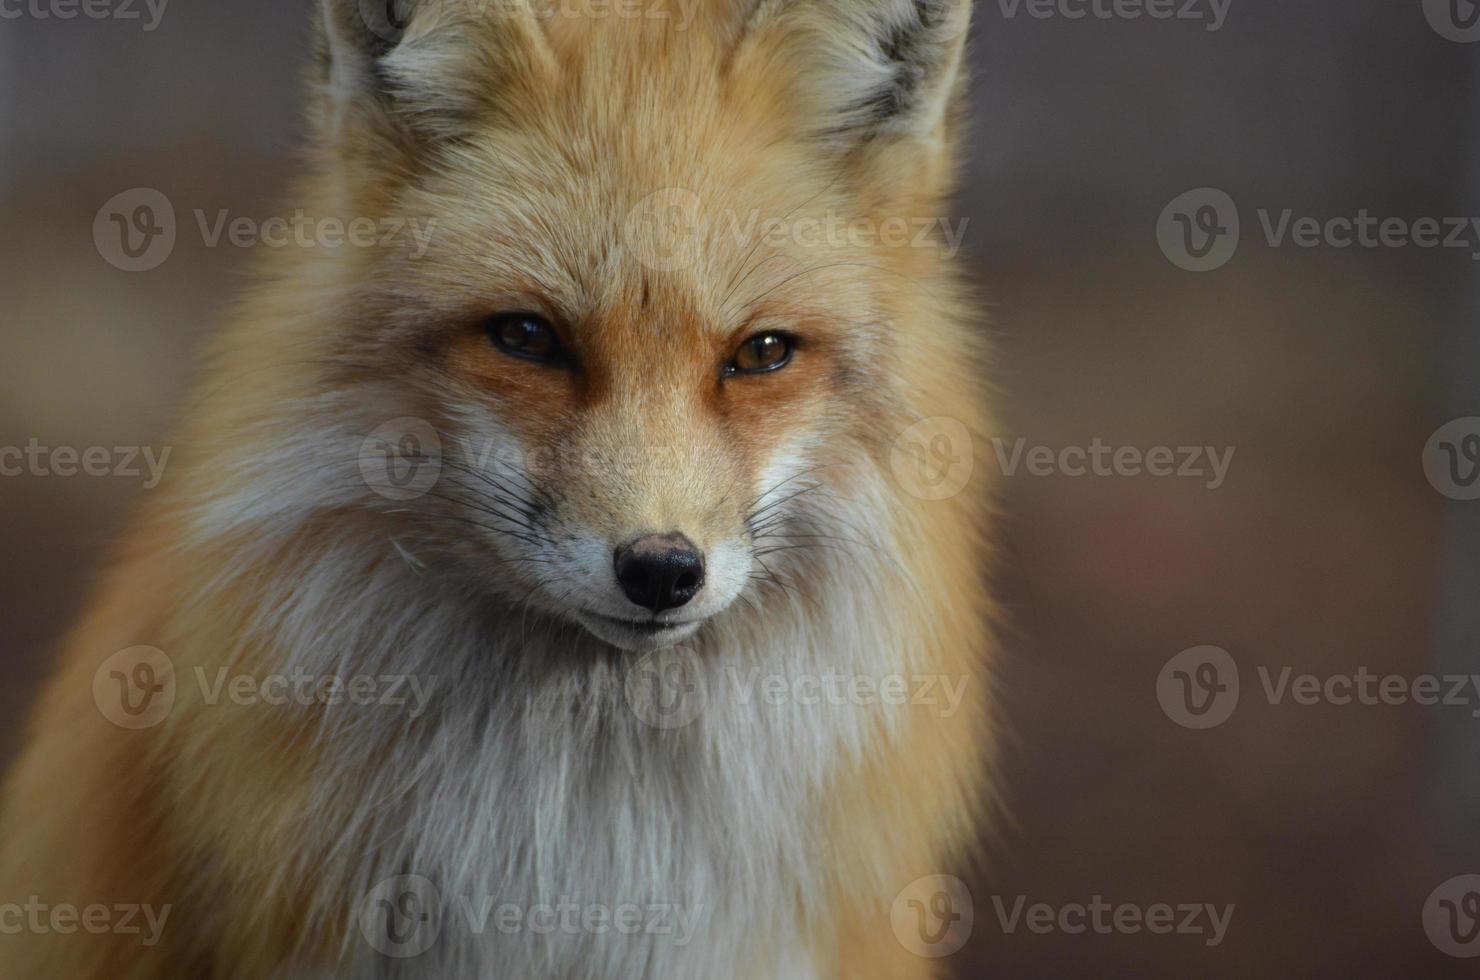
(1, 2), (995, 977)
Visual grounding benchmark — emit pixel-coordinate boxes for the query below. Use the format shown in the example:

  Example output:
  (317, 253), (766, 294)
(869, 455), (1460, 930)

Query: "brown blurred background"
(1, 1), (1477, 977)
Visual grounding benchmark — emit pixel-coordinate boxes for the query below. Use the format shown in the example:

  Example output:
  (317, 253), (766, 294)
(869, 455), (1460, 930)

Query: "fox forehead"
(369, 11), (885, 330)
(393, 141), (864, 344)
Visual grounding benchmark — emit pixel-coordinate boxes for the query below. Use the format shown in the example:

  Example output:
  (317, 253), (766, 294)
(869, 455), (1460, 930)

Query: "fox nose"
(614, 533), (705, 613)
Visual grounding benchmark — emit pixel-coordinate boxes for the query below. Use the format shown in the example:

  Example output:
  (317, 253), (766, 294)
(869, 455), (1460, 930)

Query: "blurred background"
(1, 0), (1477, 976)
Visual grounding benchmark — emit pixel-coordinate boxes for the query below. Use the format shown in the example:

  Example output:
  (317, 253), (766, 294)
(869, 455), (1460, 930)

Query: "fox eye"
(487, 313), (561, 364)
(727, 332), (795, 377)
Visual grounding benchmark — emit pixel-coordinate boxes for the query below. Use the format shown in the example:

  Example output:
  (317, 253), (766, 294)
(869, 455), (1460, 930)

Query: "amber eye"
(727, 332), (796, 376)
(486, 313), (562, 364)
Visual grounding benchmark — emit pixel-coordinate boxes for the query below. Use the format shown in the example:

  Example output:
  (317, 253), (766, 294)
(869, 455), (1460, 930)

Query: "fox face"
(385, 154), (885, 651)
(238, 0), (977, 654)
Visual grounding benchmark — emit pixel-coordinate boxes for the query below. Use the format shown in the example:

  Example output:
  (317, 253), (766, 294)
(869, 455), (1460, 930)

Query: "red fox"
(0, 1), (995, 976)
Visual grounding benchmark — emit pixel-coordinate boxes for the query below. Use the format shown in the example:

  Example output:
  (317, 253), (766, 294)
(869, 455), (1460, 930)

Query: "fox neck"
(173, 475), (915, 977)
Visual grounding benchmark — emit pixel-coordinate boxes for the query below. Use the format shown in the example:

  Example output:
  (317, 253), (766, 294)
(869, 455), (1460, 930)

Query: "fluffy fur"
(0, 1), (996, 977)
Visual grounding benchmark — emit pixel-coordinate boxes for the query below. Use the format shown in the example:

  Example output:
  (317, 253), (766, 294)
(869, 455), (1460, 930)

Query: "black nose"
(614, 533), (705, 613)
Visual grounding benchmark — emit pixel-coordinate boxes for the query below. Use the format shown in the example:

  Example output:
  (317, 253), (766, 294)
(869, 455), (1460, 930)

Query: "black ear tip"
(328, 0), (413, 59)
(837, 0), (966, 135)
(358, 0), (414, 52)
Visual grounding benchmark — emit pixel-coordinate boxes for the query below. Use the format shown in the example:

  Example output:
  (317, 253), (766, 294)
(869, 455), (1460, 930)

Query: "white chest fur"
(262, 553), (907, 979)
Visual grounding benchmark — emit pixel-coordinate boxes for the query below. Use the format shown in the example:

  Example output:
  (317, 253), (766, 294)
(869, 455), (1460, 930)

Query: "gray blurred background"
(1, 1), (1477, 976)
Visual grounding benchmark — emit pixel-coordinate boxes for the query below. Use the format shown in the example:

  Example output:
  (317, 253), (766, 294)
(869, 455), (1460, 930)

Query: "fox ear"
(738, 0), (972, 151)
(314, 0), (551, 145)
(314, 0), (415, 132)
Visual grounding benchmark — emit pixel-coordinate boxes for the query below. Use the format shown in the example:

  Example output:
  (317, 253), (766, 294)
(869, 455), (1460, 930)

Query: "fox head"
(203, 0), (977, 655)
